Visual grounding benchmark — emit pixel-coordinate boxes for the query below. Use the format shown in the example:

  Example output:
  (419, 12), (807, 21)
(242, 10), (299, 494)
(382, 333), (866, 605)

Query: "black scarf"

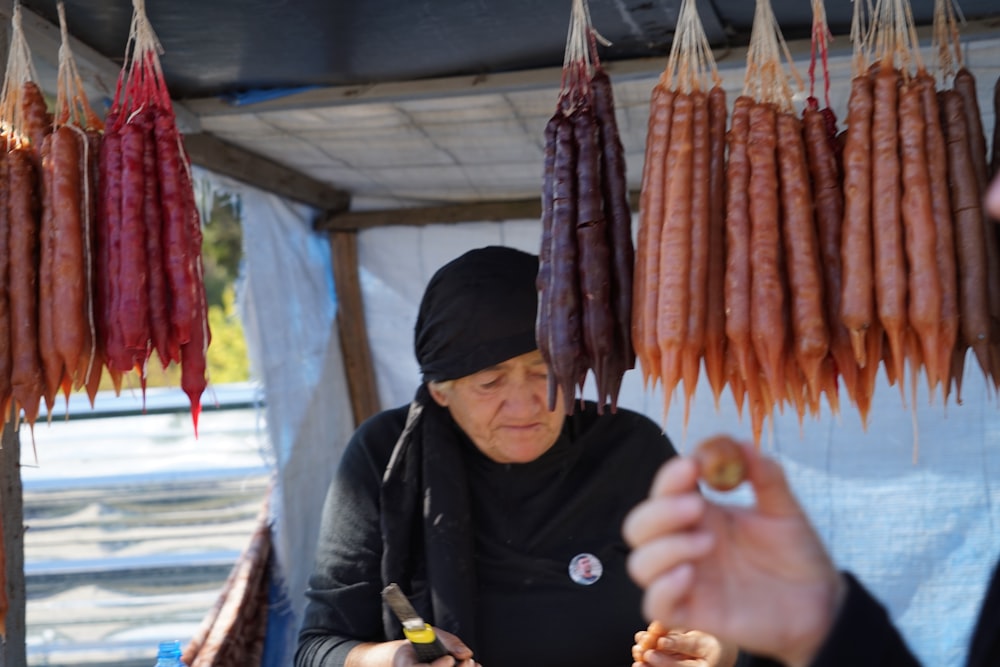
(379, 245), (541, 646)
(378, 385), (478, 644)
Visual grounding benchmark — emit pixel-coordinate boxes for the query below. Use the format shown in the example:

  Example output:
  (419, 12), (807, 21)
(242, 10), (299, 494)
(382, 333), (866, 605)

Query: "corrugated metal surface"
(21, 385), (271, 667)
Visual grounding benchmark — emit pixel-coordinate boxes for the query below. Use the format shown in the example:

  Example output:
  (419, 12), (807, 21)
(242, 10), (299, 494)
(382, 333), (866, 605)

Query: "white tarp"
(209, 169), (356, 666)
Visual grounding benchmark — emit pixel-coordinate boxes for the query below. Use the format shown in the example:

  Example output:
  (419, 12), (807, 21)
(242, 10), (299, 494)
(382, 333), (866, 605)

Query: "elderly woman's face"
(428, 350), (567, 464)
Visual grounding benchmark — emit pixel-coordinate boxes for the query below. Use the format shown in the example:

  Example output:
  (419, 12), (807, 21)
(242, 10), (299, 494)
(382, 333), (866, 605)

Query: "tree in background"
(110, 182), (251, 390)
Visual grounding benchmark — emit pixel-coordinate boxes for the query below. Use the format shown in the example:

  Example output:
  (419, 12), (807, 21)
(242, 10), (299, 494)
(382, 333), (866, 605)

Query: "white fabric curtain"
(202, 169), (355, 665)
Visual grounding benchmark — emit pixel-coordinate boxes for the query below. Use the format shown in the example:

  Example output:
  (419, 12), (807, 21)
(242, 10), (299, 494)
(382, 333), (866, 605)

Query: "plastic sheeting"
(358, 219), (1000, 667)
(201, 168), (356, 666)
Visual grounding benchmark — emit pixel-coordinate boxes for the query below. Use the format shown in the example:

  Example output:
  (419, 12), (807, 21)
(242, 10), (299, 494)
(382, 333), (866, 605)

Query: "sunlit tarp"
(202, 169), (355, 666)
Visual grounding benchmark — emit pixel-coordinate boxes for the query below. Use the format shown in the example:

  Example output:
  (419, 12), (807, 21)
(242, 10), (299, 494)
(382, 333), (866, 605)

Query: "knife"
(381, 583), (450, 663)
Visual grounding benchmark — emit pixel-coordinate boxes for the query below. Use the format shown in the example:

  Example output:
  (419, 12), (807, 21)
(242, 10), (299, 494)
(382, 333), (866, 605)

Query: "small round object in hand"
(694, 436), (746, 491)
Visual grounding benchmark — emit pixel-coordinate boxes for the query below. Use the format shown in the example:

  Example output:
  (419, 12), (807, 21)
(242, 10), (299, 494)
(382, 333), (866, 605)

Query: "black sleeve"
(294, 409), (407, 667)
(741, 572), (921, 667)
(967, 557), (1000, 666)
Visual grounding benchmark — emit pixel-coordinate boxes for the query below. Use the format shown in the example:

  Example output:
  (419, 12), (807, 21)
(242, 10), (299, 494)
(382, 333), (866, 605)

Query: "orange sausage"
(38, 135), (63, 412)
(871, 65), (906, 397)
(656, 91), (694, 419)
(776, 112), (828, 405)
(747, 102), (785, 404)
(802, 106), (854, 407)
(21, 81), (51, 167)
(8, 148), (44, 426)
(840, 75), (876, 367)
(50, 126), (88, 386)
(682, 90), (711, 427)
(898, 82), (942, 393)
(917, 74), (959, 402)
(634, 85), (674, 388)
(724, 96), (754, 385)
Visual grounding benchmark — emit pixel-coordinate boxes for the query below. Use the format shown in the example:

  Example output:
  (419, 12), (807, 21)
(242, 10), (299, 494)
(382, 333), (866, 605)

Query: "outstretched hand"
(632, 622), (739, 667)
(622, 437), (845, 667)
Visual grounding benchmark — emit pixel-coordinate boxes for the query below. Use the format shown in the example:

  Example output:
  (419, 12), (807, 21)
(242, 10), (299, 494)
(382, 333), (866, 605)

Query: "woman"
(295, 246), (736, 667)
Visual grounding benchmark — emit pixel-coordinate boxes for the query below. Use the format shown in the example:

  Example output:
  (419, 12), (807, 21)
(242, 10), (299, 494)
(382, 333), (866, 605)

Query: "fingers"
(658, 628), (720, 659)
(640, 563), (696, 636)
(742, 444), (804, 517)
(623, 493), (706, 548)
(433, 628), (474, 662)
(986, 173), (1000, 219)
(649, 456), (700, 497)
(627, 531), (714, 588)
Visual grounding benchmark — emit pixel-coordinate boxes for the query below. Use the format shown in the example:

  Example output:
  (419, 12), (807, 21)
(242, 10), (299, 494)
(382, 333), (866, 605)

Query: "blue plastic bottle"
(154, 640), (186, 667)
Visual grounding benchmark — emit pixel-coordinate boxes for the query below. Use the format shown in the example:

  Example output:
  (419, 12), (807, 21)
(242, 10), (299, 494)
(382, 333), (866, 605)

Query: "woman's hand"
(393, 628), (478, 667)
(623, 438), (846, 667)
(347, 628), (478, 667)
(632, 626), (739, 667)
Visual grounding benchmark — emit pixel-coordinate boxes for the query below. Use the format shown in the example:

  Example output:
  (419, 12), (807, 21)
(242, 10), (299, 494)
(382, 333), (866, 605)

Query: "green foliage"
(207, 285), (250, 384)
(99, 182), (252, 391)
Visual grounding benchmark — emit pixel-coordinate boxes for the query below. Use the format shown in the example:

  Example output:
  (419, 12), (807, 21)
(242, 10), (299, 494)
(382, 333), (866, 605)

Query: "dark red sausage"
(154, 108), (197, 346)
(118, 120), (151, 357)
(572, 102), (615, 411)
(941, 89), (991, 377)
(138, 110), (173, 368)
(704, 85), (728, 407)
(549, 113), (585, 414)
(591, 68), (635, 386)
(537, 110), (559, 388)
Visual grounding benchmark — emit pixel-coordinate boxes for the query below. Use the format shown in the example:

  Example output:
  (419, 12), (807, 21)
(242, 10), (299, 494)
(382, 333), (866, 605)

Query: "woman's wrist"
(344, 639), (408, 667)
(783, 572), (848, 667)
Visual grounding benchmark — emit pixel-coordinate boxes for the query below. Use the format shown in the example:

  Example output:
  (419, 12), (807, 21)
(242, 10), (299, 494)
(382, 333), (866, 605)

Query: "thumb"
(744, 445), (803, 517)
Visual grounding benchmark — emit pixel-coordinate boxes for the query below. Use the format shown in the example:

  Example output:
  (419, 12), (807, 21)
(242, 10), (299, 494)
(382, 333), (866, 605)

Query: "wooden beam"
(181, 19), (1000, 117)
(183, 132), (350, 212)
(316, 191), (641, 231)
(329, 231), (381, 427)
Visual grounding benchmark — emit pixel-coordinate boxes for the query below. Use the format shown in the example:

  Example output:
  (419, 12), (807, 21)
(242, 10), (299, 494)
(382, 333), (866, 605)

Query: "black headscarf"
(380, 246), (541, 647)
(415, 246), (540, 382)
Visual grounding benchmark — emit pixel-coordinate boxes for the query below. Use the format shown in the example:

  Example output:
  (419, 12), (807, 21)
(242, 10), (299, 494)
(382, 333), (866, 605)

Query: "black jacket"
(745, 562), (1000, 666)
(295, 400), (676, 667)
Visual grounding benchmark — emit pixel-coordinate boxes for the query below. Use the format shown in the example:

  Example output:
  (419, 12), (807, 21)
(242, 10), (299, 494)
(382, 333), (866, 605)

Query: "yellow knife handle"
(402, 624), (449, 663)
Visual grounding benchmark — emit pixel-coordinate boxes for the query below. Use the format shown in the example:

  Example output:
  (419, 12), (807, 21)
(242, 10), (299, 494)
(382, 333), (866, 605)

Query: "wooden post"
(0, 3), (26, 663)
(0, 417), (25, 667)
(329, 230), (381, 427)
